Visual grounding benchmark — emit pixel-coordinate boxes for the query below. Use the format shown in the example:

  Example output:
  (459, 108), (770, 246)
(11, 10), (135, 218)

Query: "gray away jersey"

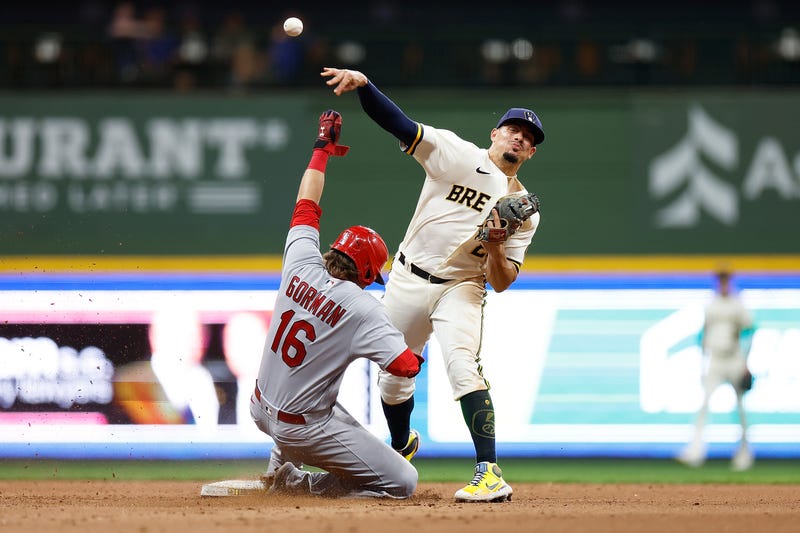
(256, 224), (407, 415)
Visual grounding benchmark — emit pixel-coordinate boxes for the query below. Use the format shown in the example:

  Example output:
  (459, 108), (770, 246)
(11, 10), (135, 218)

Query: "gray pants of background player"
(250, 399), (418, 499)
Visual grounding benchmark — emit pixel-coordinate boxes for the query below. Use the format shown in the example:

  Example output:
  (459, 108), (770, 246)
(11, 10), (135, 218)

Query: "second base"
(200, 479), (267, 497)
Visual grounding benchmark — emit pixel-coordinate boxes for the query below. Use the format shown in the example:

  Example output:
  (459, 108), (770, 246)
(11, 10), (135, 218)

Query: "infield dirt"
(1, 480), (797, 533)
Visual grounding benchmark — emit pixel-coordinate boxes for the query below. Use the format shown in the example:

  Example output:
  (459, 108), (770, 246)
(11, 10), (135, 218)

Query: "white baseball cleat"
(731, 444), (754, 471)
(676, 444), (706, 468)
(676, 454), (705, 468)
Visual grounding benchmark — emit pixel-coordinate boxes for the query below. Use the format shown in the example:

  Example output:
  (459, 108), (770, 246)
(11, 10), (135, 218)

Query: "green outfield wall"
(1, 90), (799, 258)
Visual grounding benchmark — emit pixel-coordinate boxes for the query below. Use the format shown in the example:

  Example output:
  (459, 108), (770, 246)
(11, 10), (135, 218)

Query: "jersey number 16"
(270, 310), (316, 367)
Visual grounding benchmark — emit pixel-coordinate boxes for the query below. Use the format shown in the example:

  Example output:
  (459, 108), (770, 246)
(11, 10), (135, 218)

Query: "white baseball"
(283, 17), (303, 37)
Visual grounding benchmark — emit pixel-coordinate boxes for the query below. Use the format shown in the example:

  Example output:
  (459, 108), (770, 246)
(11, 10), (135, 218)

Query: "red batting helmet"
(330, 225), (389, 286)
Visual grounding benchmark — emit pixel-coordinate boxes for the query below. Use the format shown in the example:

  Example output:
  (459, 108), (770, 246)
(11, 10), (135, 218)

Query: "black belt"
(398, 253), (451, 284)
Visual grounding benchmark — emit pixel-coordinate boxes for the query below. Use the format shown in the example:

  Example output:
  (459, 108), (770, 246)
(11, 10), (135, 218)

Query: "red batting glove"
(314, 109), (350, 156)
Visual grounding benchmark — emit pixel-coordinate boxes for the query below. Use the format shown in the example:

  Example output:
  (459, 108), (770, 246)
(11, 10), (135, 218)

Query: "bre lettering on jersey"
(445, 184), (491, 212)
(286, 276), (347, 327)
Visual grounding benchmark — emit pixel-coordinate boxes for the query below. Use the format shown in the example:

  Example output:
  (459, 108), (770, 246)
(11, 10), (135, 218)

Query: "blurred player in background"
(149, 307), (219, 427)
(678, 269), (755, 471)
(250, 109), (424, 498)
(222, 311), (269, 430)
(322, 67), (544, 502)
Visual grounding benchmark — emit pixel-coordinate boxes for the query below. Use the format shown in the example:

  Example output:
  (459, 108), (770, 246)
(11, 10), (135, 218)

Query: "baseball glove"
(314, 109), (350, 156)
(476, 193), (540, 243)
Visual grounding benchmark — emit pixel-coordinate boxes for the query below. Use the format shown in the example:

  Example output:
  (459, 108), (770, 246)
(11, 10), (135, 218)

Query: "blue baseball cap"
(496, 108), (545, 146)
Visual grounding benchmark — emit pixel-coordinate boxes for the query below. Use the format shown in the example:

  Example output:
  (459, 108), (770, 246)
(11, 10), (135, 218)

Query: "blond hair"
(322, 249), (360, 285)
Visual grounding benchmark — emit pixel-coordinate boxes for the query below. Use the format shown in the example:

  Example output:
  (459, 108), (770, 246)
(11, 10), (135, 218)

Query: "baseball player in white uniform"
(250, 109), (424, 498)
(322, 67), (545, 502)
(678, 270), (755, 471)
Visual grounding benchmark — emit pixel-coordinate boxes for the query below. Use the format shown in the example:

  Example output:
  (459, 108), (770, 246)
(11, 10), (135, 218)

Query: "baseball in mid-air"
(283, 17), (303, 37)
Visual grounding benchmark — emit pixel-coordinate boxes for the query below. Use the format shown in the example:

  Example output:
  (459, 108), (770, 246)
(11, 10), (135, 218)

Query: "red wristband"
(307, 149), (329, 172)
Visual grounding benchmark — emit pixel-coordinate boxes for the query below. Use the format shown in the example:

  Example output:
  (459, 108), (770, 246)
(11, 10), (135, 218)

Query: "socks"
(460, 390), (497, 464)
(382, 397), (414, 450)
(383, 390), (498, 463)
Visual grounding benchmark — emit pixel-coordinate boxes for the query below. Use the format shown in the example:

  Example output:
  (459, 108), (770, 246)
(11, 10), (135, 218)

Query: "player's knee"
(396, 466), (418, 498)
(378, 373), (415, 404)
(448, 369), (487, 400)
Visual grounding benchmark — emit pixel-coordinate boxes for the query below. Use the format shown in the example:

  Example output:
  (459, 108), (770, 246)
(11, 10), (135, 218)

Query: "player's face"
(491, 124), (537, 164)
(718, 277), (731, 296)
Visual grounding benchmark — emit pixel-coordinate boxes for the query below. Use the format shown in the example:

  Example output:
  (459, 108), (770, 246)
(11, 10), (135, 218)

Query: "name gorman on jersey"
(285, 275), (347, 328)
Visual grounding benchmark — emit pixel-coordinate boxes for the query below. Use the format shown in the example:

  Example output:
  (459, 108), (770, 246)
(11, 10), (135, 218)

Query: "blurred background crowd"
(0, 0), (799, 92)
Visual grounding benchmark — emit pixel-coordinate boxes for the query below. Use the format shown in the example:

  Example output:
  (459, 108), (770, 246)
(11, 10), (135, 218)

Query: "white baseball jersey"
(680, 291), (754, 466)
(397, 125), (539, 280)
(256, 223), (408, 415)
(703, 294), (752, 357)
(378, 124), (540, 404)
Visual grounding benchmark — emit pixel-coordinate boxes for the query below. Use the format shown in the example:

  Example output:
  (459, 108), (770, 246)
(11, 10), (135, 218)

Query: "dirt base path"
(1, 481), (797, 533)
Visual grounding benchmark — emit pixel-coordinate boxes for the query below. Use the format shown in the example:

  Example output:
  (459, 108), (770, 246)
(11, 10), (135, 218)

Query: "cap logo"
(497, 107), (544, 145)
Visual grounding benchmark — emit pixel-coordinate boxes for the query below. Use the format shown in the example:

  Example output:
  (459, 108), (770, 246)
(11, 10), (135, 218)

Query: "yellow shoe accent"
(395, 429), (420, 461)
(454, 462), (513, 502)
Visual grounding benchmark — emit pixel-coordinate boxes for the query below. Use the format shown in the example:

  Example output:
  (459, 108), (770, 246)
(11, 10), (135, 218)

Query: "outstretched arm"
(295, 168), (324, 205)
(321, 67), (369, 95)
(321, 67), (419, 147)
(291, 110), (349, 229)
